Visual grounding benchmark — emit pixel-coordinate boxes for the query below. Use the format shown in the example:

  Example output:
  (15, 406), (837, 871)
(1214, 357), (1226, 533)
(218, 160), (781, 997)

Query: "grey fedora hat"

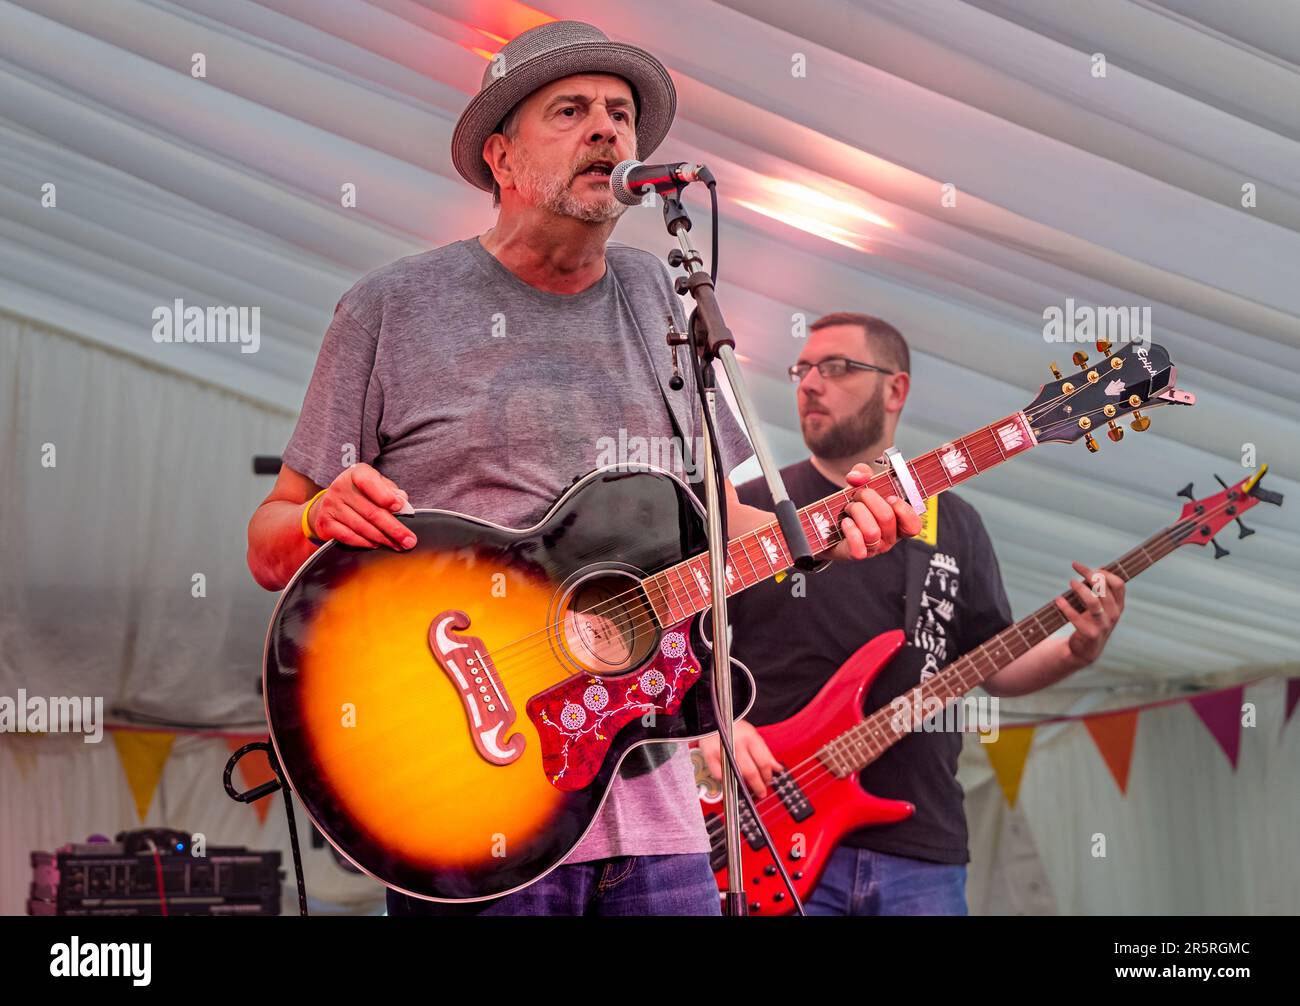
(451, 20), (677, 193)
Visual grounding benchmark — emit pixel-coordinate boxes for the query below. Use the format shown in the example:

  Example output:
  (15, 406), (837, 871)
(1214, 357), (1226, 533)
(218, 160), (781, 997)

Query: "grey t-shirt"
(282, 235), (754, 863)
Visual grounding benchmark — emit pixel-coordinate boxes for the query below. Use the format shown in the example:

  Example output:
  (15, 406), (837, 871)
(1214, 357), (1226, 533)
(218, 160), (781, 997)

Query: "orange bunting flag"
(984, 726), (1035, 807)
(1083, 710), (1139, 794)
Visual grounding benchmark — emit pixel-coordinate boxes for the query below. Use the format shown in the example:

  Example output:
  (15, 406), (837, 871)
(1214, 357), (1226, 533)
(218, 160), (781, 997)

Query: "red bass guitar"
(696, 467), (1283, 914)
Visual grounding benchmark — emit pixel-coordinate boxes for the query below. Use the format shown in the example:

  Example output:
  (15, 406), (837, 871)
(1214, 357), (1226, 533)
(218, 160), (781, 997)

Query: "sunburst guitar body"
(264, 466), (754, 902)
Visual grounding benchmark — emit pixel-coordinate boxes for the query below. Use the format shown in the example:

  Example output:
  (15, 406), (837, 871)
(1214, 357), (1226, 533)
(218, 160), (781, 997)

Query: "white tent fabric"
(1, 0), (1298, 914)
(962, 676), (1300, 915)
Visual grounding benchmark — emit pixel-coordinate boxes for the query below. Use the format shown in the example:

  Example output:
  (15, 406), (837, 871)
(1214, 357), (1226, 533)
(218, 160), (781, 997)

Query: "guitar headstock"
(1171, 465), (1284, 559)
(1022, 340), (1194, 450)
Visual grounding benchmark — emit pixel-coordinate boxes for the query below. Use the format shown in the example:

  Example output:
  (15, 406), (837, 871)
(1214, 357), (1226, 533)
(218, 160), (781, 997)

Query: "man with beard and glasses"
(246, 24), (921, 916)
(700, 312), (1126, 916)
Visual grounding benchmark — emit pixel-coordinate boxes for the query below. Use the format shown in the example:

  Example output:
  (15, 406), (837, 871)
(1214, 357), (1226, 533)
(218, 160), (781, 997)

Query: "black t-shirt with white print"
(729, 459), (1013, 865)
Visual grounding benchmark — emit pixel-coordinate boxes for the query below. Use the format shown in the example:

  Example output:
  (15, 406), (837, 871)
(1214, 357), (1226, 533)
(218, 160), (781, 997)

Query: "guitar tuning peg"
(1049, 362), (1063, 380)
(1129, 411), (1151, 432)
(1106, 420), (1124, 443)
(1236, 519), (1255, 539)
(1096, 339), (1112, 356)
(1072, 351), (1089, 366)
(1177, 482), (1196, 501)
(1213, 474), (1229, 490)
(1084, 433), (1100, 453)
(1211, 537), (1230, 560)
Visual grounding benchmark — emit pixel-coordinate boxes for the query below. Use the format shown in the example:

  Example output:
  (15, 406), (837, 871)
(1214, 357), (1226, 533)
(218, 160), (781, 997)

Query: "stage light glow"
(760, 178), (894, 230)
(733, 199), (874, 252)
(462, 6), (556, 60)
(733, 178), (893, 252)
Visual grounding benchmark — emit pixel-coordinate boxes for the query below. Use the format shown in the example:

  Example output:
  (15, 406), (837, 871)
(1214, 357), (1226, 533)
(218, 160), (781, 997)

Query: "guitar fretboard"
(819, 517), (1195, 776)
(640, 413), (1037, 626)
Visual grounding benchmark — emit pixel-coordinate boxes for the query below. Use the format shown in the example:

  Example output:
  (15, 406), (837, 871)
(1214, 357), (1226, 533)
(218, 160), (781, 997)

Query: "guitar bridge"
(428, 611), (525, 766)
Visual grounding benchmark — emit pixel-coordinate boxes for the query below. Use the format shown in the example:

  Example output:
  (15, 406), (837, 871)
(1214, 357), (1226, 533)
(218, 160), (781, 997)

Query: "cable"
(708, 181), (719, 285)
(143, 838), (168, 917)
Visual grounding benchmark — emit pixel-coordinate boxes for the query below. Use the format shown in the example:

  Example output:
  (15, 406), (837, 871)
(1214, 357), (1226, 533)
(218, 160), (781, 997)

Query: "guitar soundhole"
(560, 572), (658, 675)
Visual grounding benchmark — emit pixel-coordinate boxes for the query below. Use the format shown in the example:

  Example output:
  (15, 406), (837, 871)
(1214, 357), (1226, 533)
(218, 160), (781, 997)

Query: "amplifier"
(28, 829), (283, 916)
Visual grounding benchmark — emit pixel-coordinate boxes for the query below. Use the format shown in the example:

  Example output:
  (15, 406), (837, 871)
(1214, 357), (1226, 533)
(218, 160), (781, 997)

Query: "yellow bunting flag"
(984, 726), (1035, 807)
(1084, 710), (1139, 794)
(3, 732), (41, 781)
(112, 730), (175, 822)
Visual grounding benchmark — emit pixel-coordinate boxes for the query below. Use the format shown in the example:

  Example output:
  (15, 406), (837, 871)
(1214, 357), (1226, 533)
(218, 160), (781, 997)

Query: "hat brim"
(451, 40), (677, 192)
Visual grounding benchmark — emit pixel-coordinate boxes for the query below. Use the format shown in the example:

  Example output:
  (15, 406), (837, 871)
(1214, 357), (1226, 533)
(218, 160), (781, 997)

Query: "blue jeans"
(803, 846), (967, 916)
(385, 853), (721, 916)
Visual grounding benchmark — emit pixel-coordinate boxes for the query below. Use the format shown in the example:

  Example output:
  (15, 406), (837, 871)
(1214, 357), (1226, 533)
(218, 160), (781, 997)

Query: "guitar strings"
(300, 389), (1196, 815)
(324, 382), (1166, 712)
(701, 548), (1192, 847)
(699, 512), (1216, 842)
(442, 393), (1166, 694)
(308, 514), (1200, 825)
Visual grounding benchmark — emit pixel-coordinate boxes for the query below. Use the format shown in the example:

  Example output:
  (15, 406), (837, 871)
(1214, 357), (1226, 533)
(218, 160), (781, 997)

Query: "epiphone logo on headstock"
(1133, 344), (1157, 377)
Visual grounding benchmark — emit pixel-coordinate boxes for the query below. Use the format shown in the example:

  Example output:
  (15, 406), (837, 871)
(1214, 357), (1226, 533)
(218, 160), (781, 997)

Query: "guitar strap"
(607, 248), (698, 779)
(608, 246), (700, 483)
(901, 497), (939, 649)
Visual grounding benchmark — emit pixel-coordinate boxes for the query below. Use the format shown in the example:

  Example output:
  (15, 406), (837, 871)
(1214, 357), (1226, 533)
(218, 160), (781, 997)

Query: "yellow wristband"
(301, 489), (329, 545)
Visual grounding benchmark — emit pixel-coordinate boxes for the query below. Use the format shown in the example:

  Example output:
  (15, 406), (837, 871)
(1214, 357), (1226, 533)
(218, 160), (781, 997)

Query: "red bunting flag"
(1189, 686), (1246, 770)
(1283, 679), (1300, 735)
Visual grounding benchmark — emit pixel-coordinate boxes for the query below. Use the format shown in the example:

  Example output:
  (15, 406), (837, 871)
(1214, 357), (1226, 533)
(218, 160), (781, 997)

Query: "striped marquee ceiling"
(1, 0), (1296, 702)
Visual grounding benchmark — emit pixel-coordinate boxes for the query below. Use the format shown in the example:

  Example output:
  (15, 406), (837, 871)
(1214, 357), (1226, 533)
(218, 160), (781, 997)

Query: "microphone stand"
(658, 180), (817, 917)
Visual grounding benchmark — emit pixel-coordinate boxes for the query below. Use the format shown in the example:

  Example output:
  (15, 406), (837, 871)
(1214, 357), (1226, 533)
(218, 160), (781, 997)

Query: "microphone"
(609, 160), (710, 205)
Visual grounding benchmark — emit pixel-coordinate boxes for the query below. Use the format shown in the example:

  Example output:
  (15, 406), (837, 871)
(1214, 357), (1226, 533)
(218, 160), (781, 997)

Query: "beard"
(802, 383), (887, 460)
(513, 145), (629, 224)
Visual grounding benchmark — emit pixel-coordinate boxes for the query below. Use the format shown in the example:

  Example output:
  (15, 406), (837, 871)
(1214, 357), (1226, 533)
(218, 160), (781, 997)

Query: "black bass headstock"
(1022, 340), (1194, 451)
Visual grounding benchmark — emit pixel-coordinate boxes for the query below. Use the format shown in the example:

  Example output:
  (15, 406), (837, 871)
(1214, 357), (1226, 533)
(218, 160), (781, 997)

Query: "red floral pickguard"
(526, 623), (700, 792)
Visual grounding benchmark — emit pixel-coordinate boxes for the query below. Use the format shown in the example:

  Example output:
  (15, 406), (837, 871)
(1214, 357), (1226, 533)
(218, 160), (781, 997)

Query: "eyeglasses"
(788, 357), (896, 383)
